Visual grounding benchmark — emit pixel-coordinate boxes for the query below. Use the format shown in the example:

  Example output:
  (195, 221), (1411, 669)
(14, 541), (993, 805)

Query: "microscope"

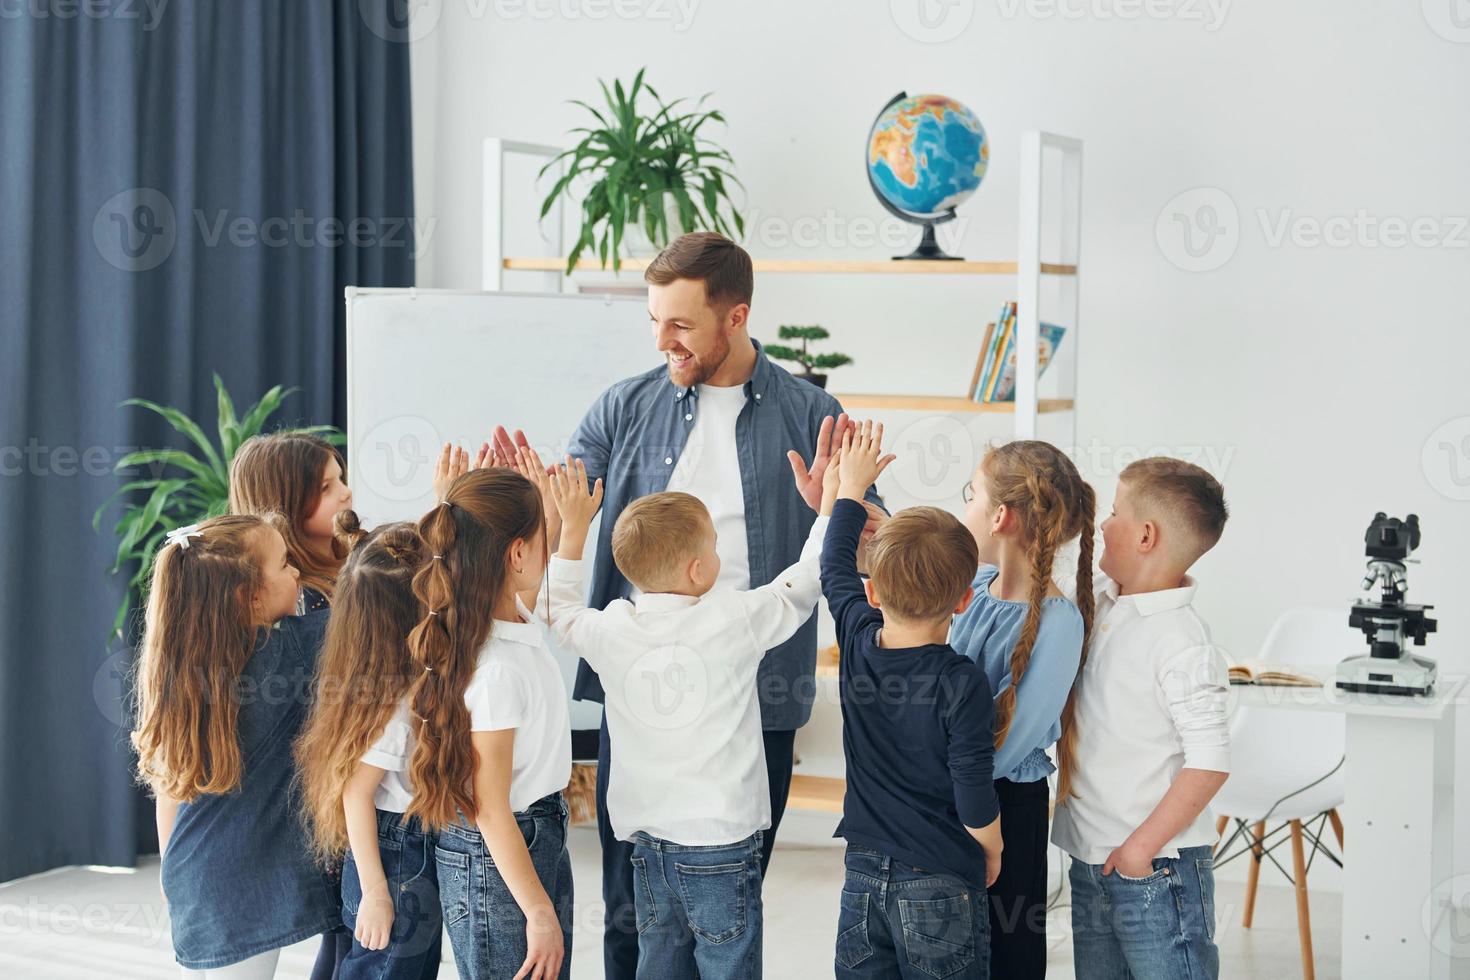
(1336, 513), (1438, 696)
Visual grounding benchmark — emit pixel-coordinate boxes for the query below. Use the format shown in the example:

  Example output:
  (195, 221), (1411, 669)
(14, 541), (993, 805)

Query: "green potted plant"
(92, 374), (342, 642)
(539, 68), (745, 275)
(765, 325), (854, 390)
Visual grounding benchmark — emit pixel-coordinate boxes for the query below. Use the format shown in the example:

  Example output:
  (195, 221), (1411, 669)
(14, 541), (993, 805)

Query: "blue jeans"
(629, 831), (764, 980)
(340, 810), (443, 980)
(1069, 845), (1219, 980)
(834, 844), (990, 980)
(434, 793), (573, 980)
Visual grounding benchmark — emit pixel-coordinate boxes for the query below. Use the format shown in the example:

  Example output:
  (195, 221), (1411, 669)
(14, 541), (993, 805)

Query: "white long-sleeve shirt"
(1050, 574), (1232, 864)
(547, 516), (830, 846)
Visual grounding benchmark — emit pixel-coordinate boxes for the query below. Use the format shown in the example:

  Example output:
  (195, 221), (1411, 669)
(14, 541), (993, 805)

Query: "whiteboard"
(345, 287), (660, 734)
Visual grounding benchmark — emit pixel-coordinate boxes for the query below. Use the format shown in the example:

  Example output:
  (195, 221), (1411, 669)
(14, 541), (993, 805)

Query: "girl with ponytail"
(133, 514), (339, 978)
(295, 513), (445, 978)
(407, 453), (573, 980)
(950, 439), (1096, 978)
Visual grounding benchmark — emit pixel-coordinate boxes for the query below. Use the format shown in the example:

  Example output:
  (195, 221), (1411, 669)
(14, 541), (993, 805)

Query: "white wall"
(406, 0), (1470, 885)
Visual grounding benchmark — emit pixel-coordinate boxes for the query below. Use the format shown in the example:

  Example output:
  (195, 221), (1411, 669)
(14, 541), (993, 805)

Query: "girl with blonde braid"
(951, 440), (1097, 978)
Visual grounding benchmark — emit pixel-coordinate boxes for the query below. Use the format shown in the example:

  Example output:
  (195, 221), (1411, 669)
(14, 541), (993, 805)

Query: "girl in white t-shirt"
(407, 456), (573, 980)
(296, 515), (444, 979)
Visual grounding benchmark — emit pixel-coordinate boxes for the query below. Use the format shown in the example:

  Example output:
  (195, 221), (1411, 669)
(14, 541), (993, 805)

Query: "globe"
(866, 92), (988, 259)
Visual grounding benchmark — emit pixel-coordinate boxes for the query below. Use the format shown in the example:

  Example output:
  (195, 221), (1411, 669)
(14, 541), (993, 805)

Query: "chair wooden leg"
(1327, 808), (1344, 851)
(1243, 820), (1266, 928)
(1290, 819), (1315, 980)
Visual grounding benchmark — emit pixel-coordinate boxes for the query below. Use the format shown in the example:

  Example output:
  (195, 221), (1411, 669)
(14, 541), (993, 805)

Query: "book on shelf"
(968, 321), (996, 399)
(972, 301), (1068, 403)
(979, 302), (1014, 401)
(1227, 661), (1324, 688)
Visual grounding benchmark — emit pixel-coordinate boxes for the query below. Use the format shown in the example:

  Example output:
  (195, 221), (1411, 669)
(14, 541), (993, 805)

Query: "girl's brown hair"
(405, 468), (544, 830)
(230, 432), (347, 600)
(980, 440), (1096, 803)
(296, 512), (428, 861)
(131, 514), (278, 802)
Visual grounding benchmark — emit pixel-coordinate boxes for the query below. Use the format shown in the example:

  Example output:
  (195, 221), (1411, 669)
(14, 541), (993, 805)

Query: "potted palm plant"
(92, 374), (342, 641)
(765, 325), (854, 390)
(539, 68), (745, 274)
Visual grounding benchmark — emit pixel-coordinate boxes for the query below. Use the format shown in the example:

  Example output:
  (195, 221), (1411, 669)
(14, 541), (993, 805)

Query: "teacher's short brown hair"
(645, 231), (754, 312)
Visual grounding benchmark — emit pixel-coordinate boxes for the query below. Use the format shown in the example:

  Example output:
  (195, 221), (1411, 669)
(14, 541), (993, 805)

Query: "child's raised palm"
(550, 456), (604, 529)
(838, 420), (896, 495)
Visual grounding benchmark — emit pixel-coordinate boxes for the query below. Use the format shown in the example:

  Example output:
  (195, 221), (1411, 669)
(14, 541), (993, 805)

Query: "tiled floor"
(0, 810), (1338, 979)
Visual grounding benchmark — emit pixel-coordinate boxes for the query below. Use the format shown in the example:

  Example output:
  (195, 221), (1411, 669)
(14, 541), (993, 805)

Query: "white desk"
(1232, 674), (1467, 979)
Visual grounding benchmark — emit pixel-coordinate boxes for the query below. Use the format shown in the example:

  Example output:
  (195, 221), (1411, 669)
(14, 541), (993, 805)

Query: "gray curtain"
(0, 0), (415, 882)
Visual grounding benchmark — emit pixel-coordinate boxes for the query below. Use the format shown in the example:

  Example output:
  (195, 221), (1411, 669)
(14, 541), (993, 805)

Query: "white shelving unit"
(483, 131), (1084, 812)
(481, 131), (1084, 445)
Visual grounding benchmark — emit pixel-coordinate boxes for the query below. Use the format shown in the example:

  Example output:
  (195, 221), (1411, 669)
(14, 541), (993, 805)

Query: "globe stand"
(897, 219), (961, 261)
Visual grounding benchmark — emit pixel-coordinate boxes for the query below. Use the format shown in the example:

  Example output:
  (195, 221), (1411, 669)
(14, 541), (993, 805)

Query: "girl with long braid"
(950, 440), (1097, 978)
(408, 458), (573, 980)
(295, 514), (445, 979)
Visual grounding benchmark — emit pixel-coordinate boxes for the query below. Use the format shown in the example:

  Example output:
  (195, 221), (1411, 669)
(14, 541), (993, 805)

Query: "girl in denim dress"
(132, 514), (338, 978)
(231, 431), (357, 975)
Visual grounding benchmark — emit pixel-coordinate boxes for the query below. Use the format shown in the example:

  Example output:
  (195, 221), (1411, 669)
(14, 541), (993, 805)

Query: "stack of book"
(968, 301), (1068, 403)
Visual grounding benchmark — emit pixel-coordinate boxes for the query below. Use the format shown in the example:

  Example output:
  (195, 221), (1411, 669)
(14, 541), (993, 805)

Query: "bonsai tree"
(764, 325), (854, 389)
(92, 374), (343, 642)
(539, 68), (745, 274)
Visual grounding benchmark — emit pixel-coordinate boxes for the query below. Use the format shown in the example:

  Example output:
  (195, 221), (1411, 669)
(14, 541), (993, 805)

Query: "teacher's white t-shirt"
(664, 382), (750, 592)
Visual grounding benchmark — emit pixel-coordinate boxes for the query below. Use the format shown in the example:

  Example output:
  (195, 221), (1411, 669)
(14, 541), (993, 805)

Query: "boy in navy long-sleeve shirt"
(821, 421), (1003, 980)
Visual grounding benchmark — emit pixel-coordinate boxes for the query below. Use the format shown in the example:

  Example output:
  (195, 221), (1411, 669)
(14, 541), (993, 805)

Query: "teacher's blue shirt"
(566, 339), (884, 731)
(949, 565), (1085, 783)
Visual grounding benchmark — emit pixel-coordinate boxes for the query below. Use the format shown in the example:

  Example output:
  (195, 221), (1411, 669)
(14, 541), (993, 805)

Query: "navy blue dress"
(161, 610), (339, 969)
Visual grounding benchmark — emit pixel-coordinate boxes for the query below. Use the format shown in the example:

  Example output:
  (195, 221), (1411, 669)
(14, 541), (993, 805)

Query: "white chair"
(1212, 608), (1347, 980)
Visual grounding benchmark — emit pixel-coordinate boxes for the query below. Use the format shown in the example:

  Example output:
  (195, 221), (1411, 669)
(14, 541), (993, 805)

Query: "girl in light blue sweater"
(952, 440), (1095, 979)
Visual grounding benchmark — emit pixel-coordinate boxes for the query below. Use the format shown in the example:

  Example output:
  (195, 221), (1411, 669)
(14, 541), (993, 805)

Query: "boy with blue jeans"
(822, 422), (1005, 980)
(545, 456), (836, 980)
(1051, 457), (1232, 979)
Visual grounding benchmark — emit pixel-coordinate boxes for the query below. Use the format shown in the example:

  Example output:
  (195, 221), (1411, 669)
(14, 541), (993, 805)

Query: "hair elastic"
(432, 554), (444, 561)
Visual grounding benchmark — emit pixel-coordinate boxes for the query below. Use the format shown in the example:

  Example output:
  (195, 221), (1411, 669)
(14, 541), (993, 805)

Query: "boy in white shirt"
(544, 456), (835, 980)
(1051, 457), (1231, 980)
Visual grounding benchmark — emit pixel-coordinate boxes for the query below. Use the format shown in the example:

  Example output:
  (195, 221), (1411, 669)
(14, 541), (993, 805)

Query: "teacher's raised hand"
(786, 412), (856, 513)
